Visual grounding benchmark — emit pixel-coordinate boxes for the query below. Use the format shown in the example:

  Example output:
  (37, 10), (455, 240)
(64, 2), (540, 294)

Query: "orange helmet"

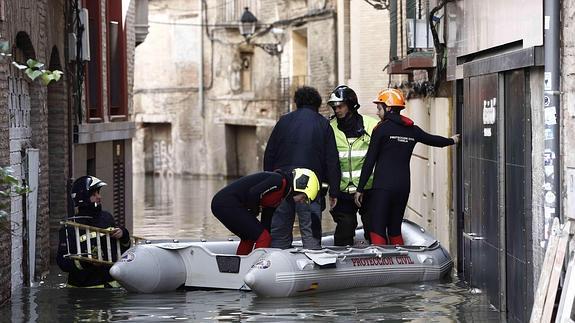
(373, 88), (406, 109)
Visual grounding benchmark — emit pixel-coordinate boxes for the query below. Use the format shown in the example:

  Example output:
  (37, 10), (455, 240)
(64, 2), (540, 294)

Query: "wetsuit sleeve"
(414, 126), (455, 147)
(246, 173), (283, 210)
(357, 126), (384, 192)
(263, 123), (281, 171)
(324, 124), (342, 197)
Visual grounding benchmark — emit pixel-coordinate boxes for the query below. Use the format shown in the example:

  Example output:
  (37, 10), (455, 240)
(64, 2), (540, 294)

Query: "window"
(84, 0), (103, 120)
(107, 0), (127, 117)
(217, 0), (258, 23)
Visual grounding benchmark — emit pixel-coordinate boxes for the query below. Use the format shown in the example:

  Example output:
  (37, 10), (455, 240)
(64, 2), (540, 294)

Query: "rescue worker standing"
(264, 86), (340, 250)
(327, 85), (379, 246)
(56, 176), (131, 287)
(354, 89), (460, 245)
(211, 168), (320, 255)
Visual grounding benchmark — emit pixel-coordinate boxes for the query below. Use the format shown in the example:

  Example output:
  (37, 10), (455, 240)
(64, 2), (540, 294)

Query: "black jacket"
(357, 114), (454, 193)
(56, 208), (131, 287)
(263, 106), (341, 197)
(211, 171), (285, 212)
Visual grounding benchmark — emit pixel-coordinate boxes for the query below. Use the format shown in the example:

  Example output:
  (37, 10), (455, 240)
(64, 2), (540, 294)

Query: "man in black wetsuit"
(354, 88), (460, 245)
(211, 168), (320, 255)
(57, 176), (131, 287)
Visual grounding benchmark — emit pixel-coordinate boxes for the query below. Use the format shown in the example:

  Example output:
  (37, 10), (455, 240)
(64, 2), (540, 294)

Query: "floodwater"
(1, 175), (503, 322)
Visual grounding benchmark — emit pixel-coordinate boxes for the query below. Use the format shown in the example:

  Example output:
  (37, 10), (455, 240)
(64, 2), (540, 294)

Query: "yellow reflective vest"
(330, 114), (379, 193)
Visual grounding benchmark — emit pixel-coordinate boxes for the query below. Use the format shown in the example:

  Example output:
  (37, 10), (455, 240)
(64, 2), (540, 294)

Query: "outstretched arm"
(415, 126), (455, 147)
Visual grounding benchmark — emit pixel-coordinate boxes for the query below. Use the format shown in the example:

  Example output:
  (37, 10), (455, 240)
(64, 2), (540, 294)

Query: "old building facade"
(0, 0), (147, 305)
(133, 0), (338, 177)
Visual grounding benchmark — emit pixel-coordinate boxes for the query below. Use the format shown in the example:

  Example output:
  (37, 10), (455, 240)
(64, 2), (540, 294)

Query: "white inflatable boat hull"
(110, 220), (451, 295)
(243, 221), (453, 297)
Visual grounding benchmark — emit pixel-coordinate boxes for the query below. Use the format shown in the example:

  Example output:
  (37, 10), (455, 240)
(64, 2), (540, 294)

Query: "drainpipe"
(199, 1), (205, 118)
(543, 0), (560, 223)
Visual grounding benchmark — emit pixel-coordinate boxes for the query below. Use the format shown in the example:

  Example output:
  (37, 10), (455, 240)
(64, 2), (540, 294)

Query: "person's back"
(367, 114), (455, 193)
(264, 86), (340, 249)
(264, 107), (332, 179)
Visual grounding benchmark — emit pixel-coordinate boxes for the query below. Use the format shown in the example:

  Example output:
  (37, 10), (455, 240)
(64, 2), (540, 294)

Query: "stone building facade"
(133, 0), (338, 177)
(0, 0), (147, 306)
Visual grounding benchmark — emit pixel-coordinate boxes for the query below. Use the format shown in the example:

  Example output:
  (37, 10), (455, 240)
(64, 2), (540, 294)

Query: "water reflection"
(0, 174), (503, 322)
(2, 272), (502, 322)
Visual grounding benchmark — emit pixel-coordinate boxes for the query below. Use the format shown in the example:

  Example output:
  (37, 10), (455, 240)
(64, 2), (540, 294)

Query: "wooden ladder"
(61, 221), (144, 266)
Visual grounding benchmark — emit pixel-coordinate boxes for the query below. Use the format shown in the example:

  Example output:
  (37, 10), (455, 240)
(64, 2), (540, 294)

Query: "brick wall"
(0, 0), (65, 303)
(0, 56), (11, 306)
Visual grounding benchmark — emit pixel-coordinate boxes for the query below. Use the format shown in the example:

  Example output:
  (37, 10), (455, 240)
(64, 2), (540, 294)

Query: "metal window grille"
(279, 75), (309, 114)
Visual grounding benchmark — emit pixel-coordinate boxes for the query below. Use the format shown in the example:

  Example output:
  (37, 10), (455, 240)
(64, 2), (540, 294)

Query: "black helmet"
(327, 85), (360, 111)
(71, 176), (107, 208)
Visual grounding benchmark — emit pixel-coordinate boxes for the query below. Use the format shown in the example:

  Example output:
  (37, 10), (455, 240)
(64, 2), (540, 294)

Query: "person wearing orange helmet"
(354, 88), (460, 246)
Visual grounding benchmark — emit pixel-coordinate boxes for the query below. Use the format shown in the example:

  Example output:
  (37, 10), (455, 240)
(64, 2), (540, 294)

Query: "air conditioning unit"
(68, 8), (91, 61)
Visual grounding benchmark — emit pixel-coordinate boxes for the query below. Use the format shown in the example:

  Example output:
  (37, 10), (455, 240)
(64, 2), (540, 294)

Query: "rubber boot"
(236, 239), (255, 255)
(254, 229), (272, 249)
(370, 232), (387, 245)
(389, 235), (404, 246)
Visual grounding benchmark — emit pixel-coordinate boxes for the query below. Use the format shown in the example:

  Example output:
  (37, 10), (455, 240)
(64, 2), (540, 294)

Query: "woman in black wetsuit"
(211, 168), (320, 255)
(354, 89), (460, 246)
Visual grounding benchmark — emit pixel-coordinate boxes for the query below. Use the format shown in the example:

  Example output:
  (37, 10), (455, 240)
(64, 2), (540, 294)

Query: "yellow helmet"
(292, 168), (320, 201)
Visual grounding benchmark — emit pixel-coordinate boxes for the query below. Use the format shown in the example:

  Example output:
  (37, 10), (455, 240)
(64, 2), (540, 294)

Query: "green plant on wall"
(0, 166), (30, 232)
(0, 39), (63, 86)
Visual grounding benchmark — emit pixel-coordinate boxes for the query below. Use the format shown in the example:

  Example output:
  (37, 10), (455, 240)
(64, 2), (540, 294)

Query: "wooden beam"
(556, 235), (575, 322)
(541, 221), (571, 322)
(530, 218), (560, 323)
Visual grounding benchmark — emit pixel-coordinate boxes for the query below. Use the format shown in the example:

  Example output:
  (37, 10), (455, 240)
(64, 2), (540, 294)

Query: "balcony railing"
(217, 0), (258, 24)
(280, 75), (309, 115)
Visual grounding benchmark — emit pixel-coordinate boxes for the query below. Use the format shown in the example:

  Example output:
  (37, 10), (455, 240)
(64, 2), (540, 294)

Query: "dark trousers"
(368, 189), (409, 238)
(330, 192), (371, 246)
(211, 203), (264, 241)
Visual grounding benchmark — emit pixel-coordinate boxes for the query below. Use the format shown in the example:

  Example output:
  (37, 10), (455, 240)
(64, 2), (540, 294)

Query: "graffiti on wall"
(152, 140), (173, 176)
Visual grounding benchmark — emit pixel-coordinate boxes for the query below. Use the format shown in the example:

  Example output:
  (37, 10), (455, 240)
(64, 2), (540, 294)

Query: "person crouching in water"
(211, 168), (320, 255)
(354, 89), (460, 245)
(57, 176), (131, 288)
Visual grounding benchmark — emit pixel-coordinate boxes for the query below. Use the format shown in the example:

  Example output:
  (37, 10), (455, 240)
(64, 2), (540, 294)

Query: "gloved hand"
(451, 134), (461, 144)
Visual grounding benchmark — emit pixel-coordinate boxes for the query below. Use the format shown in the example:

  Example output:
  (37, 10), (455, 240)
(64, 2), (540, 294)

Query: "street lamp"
(239, 7), (283, 56)
(363, 0), (390, 10)
(239, 7), (257, 39)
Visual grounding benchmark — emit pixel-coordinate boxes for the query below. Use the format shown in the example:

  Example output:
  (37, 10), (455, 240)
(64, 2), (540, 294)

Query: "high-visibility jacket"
(330, 114), (379, 193)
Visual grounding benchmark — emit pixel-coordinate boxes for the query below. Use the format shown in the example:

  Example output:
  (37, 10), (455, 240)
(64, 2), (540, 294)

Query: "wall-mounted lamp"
(239, 7), (257, 39)
(239, 8), (284, 56)
(363, 0), (390, 10)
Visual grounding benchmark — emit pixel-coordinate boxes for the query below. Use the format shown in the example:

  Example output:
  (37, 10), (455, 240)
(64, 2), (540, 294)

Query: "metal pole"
(543, 0), (561, 227)
(200, 0), (205, 118)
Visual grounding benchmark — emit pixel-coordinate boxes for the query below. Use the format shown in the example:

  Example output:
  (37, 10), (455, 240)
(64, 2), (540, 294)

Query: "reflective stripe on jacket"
(330, 114), (379, 192)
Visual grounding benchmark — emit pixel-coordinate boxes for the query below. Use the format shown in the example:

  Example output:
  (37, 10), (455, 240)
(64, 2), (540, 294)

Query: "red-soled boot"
(389, 235), (404, 246)
(370, 232), (387, 245)
(254, 229), (272, 249)
(236, 239), (255, 255)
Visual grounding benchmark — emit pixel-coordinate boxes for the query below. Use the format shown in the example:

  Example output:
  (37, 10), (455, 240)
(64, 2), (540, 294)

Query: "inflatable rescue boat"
(110, 220), (452, 295)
